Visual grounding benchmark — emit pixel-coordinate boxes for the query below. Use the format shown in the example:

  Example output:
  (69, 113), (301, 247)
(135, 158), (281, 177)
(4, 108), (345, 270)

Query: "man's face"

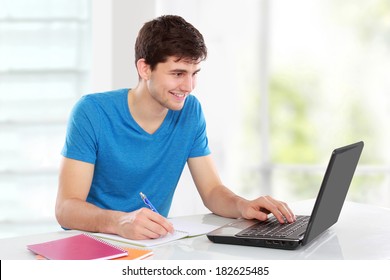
(147, 56), (201, 111)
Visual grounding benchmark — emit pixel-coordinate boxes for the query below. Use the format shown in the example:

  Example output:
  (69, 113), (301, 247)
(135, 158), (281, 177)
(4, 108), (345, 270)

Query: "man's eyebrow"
(169, 68), (201, 74)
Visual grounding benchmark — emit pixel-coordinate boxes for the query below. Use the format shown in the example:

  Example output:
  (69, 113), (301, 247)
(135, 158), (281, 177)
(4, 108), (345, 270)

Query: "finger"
(259, 207), (271, 215)
(262, 196), (295, 223)
(157, 217), (175, 234)
(140, 226), (165, 239)
(279, 202), (296, 223)
(265, 197), (296, 223)
(119, 208), (172, 239)
(249, 196), (288, 224)
(245, 207), (269, 221)
(145, 219), (173, 237)
(143, 209), (175, 235)
(118, 218), (155, 240)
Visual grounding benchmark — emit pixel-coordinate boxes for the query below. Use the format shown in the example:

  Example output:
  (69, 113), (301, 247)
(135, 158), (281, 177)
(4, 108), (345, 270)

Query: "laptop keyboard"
(236, 215), (310, 238)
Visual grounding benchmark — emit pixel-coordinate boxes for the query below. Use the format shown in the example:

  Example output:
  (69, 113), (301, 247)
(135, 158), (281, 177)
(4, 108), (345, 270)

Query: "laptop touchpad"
(209, 219), (259, 235)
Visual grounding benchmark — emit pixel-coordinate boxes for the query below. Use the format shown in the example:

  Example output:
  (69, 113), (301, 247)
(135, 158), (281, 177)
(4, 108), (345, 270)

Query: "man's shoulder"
(186, 94), (200, 103)
(82, 88), (128, 102)
(184, 94), (203, 110)
(76, 88), (128, 110)
(173, 95), (205, 125)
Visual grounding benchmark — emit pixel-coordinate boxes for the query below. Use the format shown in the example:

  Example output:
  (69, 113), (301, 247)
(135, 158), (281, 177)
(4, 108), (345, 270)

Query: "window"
(159, 0), (390, 212)
(1, 0), (389, 237)
(269, 0), (390, 207)
(0, 0), (91, 237)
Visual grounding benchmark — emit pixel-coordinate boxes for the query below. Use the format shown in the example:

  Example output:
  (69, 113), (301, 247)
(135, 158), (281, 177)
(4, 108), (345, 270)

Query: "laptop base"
(206, 218), (303, 250)
(207, 234), (301, 250)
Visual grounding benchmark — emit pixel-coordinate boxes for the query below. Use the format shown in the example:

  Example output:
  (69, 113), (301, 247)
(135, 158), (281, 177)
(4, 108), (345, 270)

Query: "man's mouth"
(170, 92), (186, 98)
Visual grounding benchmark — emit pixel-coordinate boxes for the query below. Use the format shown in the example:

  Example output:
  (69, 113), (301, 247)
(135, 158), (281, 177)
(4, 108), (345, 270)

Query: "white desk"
(0, 200), (389, 260)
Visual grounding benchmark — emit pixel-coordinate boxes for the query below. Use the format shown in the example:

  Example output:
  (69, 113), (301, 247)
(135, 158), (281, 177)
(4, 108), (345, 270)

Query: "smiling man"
(55, 15), (295, 241)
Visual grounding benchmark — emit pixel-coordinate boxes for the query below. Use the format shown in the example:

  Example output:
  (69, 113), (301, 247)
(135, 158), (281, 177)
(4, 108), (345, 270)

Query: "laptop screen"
(302, 141), (364, 245)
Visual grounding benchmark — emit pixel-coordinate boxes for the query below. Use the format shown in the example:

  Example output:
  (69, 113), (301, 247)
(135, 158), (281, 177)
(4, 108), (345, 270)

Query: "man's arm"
(55, 157), (173, 239)
(187, 155), (296, 223)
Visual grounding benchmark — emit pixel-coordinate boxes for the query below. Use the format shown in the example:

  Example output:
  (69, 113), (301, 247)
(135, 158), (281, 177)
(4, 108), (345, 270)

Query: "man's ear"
(136, 59), (151, 80)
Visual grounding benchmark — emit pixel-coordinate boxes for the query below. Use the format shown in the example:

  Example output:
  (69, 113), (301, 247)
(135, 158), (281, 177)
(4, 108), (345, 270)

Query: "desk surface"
(0, 200), (389, 260)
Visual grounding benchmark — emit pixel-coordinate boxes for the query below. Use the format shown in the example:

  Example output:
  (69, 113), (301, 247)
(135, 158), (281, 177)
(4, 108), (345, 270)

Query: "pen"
(139, 192), (159, 214)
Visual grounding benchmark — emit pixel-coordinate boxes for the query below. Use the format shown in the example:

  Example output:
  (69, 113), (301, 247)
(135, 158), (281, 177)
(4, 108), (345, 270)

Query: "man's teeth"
(172, 93), (185, 97)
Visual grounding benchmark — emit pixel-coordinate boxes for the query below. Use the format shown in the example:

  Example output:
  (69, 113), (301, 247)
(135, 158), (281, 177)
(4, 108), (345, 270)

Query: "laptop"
(207, 141), (364, 250)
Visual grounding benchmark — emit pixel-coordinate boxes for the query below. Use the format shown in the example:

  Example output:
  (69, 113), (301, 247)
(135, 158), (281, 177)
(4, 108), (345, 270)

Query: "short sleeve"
(188, 100), (211, 158)
(61, 95), (100, 164)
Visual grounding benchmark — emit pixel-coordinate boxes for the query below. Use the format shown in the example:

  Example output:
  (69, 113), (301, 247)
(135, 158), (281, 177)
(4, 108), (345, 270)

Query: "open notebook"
(93, 218), (219, 247)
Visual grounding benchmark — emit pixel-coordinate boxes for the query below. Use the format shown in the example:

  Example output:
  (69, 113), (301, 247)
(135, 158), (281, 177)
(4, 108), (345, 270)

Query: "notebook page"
(169, 218), (220, 236)
(93, 230), (189, 247)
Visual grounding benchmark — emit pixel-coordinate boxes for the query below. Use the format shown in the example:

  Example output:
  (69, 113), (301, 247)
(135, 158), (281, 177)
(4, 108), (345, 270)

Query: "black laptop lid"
(302, 141), (364, 245)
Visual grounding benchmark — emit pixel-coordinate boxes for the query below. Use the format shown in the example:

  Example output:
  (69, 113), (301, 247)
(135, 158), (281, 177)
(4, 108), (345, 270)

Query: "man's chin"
(167, 99), (186, 111)
(169, 104), (185, 111)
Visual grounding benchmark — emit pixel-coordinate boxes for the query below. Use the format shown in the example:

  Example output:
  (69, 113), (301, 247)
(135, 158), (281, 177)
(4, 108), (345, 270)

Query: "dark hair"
(135, 15), (207, 70)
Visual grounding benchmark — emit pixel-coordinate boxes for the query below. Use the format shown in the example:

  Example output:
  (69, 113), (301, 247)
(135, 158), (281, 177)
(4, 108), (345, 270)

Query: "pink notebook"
(27, 233), (128, 260)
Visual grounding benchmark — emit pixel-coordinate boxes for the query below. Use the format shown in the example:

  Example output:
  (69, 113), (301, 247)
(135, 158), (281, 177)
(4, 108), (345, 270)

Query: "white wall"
(89, 0), (269, 216)
(91, 0), (156, 92)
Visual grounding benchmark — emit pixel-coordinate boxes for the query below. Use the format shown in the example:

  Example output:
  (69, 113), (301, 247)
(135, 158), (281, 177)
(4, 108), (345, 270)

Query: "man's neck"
(128, 86), (168, 134)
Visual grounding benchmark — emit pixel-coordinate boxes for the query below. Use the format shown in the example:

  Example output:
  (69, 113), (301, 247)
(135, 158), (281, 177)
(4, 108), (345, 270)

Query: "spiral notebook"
(93, 218), (220, 247)
(27, 233), (128, 260)
(94, 229), (189, 247)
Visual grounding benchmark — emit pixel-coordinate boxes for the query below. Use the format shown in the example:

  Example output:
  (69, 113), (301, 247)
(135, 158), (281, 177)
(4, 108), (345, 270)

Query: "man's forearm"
(204, 185), (246, 218)
(55, 198), (122, 234)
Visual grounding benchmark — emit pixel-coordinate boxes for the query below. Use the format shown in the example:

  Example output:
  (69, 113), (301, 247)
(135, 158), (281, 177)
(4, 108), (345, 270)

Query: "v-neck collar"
(123, 89), (173, 137)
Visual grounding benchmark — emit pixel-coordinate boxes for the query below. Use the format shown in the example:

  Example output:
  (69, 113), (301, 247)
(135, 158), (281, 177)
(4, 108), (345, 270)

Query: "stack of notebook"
(27, 233), (152, 260)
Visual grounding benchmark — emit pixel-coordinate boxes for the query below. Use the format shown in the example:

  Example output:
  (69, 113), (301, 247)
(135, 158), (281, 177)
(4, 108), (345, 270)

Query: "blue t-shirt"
(61, 88), (210, 217)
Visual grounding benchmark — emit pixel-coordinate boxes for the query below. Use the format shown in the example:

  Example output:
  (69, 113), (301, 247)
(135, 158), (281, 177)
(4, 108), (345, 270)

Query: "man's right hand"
(116, 208), (174, 240)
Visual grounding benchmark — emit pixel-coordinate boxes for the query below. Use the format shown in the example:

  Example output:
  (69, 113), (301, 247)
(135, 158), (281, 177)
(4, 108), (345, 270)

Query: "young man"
(55, 15), (295, 240)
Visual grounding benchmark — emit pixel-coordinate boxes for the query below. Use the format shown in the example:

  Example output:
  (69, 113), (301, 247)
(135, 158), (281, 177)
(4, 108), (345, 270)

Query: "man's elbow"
(55, 199), (68, 228)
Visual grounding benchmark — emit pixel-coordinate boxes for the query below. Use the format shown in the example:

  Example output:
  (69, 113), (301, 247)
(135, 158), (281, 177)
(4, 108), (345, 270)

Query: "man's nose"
(180, 76), (194, 93)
